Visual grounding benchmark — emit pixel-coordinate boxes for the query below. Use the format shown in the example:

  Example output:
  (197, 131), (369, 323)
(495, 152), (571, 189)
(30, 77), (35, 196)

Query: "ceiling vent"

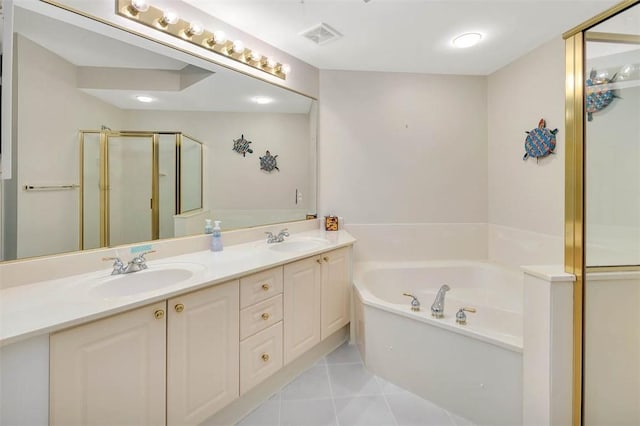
(300, 23), (342, 45)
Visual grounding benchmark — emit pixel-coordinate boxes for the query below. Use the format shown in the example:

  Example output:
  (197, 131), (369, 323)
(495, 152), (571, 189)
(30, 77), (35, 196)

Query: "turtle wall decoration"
(259, 150), (279, 172)
(523, 118), (558, 163)
(585, 69), (620, 122)
(232, 134), (253, 157)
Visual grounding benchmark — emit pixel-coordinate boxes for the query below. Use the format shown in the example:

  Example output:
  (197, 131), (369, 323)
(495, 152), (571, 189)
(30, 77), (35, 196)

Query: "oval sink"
(268, 238), (330, 253)
(90, 263), (205, 298)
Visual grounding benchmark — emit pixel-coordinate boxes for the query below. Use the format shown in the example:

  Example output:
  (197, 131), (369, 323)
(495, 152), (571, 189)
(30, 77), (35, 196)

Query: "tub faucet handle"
(402, 293), (421, 312)
(456, 307), (476, 325)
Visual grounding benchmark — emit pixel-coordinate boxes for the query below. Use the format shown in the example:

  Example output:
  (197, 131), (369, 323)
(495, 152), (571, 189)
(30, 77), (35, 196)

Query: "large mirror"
(0, 2), (317, 261)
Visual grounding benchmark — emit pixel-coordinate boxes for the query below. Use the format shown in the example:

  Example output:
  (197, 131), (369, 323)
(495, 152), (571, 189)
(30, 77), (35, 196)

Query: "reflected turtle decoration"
(523, 118), (558, 163)
(232, 134), (253, 157)
(585, 69), (620, 122)
(259, 150), (279, 172)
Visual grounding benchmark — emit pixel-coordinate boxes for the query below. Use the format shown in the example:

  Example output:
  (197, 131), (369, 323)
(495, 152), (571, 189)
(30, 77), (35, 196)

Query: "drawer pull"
(261, 312), (270, 321)
(174, 304), (184, 313)
(261, 283), (270, 291)
(316, 259), (322, 264)
(261, 353), (270, 362)
(154, 309), (165, 320)
(323, 256), (329, 262)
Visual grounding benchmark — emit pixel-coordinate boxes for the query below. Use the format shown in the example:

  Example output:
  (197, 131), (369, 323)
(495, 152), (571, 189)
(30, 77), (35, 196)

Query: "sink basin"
(90, 263), (205, 298)
(268, 238), (330, 253)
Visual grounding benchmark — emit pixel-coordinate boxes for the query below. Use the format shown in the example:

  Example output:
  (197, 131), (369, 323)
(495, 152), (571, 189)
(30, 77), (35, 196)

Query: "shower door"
(582, 4), (640, 425)
(105, 133), (156, 247)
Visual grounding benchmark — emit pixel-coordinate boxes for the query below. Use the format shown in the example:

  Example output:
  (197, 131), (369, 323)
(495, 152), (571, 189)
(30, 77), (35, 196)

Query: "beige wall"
(487, 37), (566, 265)
(318, 70), (488, 224)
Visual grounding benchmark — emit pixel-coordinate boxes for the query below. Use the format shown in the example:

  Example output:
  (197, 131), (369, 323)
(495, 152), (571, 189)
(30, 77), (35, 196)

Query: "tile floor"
(237, 343), (476, 426)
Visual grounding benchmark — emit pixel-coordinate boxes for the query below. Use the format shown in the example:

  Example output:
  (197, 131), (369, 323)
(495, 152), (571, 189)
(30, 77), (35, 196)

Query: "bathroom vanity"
(0, 227), (355, 426)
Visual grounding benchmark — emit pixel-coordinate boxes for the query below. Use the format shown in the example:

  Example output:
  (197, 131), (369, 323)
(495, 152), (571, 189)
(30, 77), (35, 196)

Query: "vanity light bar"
(116, 0), (289, 80)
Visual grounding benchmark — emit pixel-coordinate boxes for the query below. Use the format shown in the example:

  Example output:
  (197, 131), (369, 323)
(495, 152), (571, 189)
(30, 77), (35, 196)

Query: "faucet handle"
(133, 250), (155, 261)
(102, 257), (125, 275)
(456, 307), (476, 325)
(402, 293), (421, 312)
(279, 228), (290, 236)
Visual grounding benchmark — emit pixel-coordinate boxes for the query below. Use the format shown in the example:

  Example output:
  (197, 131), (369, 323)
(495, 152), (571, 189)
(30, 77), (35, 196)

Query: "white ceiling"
(183, 0), (621, 75)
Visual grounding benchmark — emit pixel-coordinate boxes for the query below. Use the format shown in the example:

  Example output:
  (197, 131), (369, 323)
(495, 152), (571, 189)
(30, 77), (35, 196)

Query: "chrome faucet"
(430, 284), (450, 318)
(103, 257), (126, 275)
(402, 293), (421, 311)
(123, 251), (155, 273)
(102, 251), (155, 275)
(265, 228), (290, 243)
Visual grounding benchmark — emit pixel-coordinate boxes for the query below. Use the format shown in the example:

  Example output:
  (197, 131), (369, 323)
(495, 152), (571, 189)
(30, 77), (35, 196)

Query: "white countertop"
(0, 229), (355, 347)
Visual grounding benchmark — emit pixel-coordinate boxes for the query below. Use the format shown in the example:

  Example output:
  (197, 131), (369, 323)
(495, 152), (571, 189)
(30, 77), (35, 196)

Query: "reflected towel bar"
(23, 184), (80, 191)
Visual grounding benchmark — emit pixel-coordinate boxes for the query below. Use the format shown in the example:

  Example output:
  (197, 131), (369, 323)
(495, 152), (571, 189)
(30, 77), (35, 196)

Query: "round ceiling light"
(452, 33), (482, 48)
(252, 96), (273, 105)
(136, 95), (154, 103)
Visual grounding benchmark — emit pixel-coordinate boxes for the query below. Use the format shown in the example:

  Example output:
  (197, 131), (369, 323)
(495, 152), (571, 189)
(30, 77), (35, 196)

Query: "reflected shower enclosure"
(80, 130), (203, 249)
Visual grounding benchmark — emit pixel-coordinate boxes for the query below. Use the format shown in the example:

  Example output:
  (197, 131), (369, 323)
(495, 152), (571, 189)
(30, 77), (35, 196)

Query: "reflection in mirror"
(584, 6), (640, 268)
(583, 4), (640, 426)
(1, 3), (317, 261)
(180, 135), (203, 214)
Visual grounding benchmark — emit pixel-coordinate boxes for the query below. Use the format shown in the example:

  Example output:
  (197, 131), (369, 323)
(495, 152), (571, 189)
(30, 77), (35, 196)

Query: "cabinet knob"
(154, 309), (165, 320)
(316, 259), (322, 264)
(261, 283), (270, 291)
(174, 304), (185, 313)
(323, 256), (329, 262)
(261, 353), (270, 362)
(261, 312), (270, 321)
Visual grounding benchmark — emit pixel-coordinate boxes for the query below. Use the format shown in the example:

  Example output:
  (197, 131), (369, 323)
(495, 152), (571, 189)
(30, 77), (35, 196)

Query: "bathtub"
(353, 261), (523, 426)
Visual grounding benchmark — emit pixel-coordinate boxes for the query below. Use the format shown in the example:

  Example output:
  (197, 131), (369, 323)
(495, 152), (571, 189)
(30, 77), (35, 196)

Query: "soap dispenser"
(211, 220), (223, 252)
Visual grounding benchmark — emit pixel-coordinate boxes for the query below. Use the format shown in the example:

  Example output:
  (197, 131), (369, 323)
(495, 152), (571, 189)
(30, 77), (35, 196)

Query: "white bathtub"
(353, 260), (523, 426)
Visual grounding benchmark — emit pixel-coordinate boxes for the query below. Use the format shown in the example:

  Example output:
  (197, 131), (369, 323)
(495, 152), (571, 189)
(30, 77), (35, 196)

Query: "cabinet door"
(321, 247), (351, 339)
(167, 280), (239, 426)
(283, 256), (321, 364)
(50, 302), (167, 426)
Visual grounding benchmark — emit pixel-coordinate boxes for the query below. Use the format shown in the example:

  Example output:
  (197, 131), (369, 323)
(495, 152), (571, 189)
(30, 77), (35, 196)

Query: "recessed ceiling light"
(136, 95), (154, 103)
(252, 96), (273, 105)
(452, 33), (482, 49)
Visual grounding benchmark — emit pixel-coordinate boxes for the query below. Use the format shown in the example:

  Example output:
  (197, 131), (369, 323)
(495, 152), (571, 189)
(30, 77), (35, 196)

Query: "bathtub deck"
(235, 342), (475, 426)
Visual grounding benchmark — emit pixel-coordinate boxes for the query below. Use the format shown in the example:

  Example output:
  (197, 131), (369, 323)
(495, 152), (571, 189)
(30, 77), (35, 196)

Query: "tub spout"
(431, 284), (450, 318)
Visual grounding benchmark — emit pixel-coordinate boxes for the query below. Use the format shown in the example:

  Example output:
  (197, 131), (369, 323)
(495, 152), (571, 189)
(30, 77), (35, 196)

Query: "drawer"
(240, 321), (283, 395)
(240, 266), (283, 308)
(240, 294), (283, 340)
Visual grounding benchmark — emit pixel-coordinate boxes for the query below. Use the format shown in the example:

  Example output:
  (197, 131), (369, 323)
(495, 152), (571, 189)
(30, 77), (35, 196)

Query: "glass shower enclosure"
(80, 130), (203, 250)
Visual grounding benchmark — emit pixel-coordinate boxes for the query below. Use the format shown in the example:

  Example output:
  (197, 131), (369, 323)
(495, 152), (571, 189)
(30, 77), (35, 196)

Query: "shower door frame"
(79, 130), (177, 249)
(563, 1), (640, 424)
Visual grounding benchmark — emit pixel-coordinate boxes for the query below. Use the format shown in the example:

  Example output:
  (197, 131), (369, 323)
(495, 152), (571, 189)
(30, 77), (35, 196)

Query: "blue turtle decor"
(232, 134), (253, 157)
(523, 118), (558, 163)
(585, 69), (620, 122)
(259, 150), (279, 172)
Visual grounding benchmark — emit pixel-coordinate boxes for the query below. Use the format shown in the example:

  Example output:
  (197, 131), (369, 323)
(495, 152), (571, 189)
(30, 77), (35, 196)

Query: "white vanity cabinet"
(283, 256), (322, 364)
(50, 280), (240, 426)
(50, 301), (168, 426)
(284, 247), (351, 364)
(320, 247), (351, 339)
(167, 280), (239, 426)
(239, 267), (284, 394)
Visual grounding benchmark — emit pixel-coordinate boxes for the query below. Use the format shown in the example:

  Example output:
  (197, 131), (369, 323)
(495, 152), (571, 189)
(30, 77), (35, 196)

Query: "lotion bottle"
(211, 220), (223, 252)
(204, 219), (213, 234)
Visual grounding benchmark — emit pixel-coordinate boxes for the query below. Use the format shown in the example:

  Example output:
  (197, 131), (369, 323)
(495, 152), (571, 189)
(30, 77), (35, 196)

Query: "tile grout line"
(324, 358), (341, 426)
(375, 376), (400, 426)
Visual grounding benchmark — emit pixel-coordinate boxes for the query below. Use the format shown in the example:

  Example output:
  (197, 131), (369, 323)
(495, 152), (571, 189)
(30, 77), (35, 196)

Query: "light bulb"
(136, 95), (154, 103)
(281, 64), (291, 74)
(266, 57), (278, 69)
(452, 33), (482, 48)
(232, 40), (245, 54)
(185, 21), (204, 38)
(158, 10), (179, 26)
(252, 96), (273, 105)
(213, 30), (227, 44)
(129, 0), (149, 14)
(250, 51), (262, 62)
